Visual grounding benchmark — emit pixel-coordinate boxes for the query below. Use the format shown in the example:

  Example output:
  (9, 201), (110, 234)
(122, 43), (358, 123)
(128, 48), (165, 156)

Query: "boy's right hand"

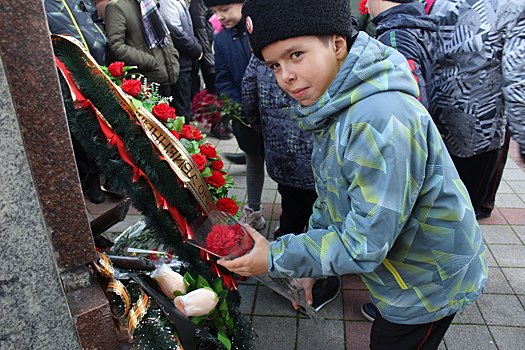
(217, 224), (269, 276)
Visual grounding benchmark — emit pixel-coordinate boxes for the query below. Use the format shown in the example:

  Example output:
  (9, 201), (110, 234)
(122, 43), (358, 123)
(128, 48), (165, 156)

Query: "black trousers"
(191, 60), (217, 96)
(451, 129), (510, 216)
(170, 70), (193, 123)
(370, 312), (455, 350)
(275, 184), (317, 238)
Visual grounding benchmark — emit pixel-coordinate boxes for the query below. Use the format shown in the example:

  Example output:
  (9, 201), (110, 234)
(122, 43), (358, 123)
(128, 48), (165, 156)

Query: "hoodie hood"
(286, 32), (419, 133)
(373, 2), (438, 36)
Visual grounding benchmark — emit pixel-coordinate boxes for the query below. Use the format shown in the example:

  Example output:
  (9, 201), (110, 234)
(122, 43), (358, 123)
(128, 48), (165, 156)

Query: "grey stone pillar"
(0, 0), (118, 349)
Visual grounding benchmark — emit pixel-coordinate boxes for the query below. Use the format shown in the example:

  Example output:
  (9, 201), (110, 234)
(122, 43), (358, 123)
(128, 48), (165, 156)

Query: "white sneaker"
(240, 206), (266, 230)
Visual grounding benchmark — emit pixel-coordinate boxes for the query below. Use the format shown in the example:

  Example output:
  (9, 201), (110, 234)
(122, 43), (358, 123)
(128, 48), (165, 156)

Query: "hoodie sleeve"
(377, 30), (429, 108)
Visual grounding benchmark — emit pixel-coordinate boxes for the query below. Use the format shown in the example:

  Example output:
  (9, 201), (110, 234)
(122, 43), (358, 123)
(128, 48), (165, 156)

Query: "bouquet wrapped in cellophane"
(188, 211), (323, 323)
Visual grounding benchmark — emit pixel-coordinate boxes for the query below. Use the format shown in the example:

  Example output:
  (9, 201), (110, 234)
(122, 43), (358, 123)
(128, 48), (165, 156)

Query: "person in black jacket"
(159, 0), (203, 123)
(368, 0), (437, 109)
(190, 0), (217, 96)
(46, 0), (109, 204)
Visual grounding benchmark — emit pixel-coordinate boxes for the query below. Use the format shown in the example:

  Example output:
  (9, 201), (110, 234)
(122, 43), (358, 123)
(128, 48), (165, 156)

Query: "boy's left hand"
(217, 224), (269, 276)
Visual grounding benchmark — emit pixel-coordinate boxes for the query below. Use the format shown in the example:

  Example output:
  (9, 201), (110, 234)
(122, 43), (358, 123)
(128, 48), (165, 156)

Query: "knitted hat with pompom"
(242, 0), (357, 61)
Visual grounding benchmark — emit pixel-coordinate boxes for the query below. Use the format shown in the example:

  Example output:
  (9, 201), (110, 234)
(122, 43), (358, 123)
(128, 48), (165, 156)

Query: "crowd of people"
(46, 0), (525, 348)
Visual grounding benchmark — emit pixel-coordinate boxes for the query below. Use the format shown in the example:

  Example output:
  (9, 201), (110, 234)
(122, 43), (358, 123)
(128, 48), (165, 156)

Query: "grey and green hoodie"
(268, 32), (487, 325)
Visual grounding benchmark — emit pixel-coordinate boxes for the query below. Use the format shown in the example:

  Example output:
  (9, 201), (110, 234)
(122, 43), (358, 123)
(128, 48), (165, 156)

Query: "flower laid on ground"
(174, 287), (219, 317)
(152, 102), (176, 122)
(192, 89), (245, 129)
(215, 198), (238, 216)
(151, 264), (187, 299)
(103, 62), (241, 217)
(102, 61), (171, 114)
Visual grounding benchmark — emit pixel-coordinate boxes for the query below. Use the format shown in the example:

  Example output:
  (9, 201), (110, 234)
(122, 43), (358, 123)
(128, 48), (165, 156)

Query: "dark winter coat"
(213, 22), (251, 104)
(430, 0), (525, 158)
(159, 0), (202, 72)
(214, 21), (263, 156)
(242, 56), (315, 190)
(189, 0), (215, 68)
(373, 2), (437, 109)
(105, 0), (180, 86)
(45, 0), (108, 65)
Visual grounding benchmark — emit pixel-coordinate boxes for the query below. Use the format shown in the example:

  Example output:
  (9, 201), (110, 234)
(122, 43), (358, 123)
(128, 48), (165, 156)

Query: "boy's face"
(210, 3), (244, 28)
(262, 35), (347, 107)
(366, 0), (381, 18)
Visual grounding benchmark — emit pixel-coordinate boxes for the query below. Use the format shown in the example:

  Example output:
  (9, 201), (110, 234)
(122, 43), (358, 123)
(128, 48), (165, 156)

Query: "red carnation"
(208, 111), (222, 124)
(358, 0), (369, 14)
(152, 103), (176, 122)
(180, 125), (203, 140)
(216, 198), (238, 216)
(205, 225), (241, 257)
(121, 79), (142, 98)
(199, 143), (218, 158)
(206, 171), (226, 188)
(149, 249), (160, 261)
(108, 61), (125, 78)
(191, 153), (207, 171)
(210, 158), (224, 171)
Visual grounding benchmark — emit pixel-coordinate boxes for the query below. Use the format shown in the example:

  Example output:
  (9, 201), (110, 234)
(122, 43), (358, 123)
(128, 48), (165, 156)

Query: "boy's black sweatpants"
(370, 312), (455, 350)
(451, 128), (510, 217)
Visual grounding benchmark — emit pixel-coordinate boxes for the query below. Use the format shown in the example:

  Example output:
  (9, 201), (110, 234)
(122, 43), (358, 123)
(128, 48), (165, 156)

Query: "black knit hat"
(243, 0), (356, 61)
(203, 0), (243, 8)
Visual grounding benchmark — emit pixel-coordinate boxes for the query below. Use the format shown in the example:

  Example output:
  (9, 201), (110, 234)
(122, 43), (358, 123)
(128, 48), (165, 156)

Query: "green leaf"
(180, 138), (195, 153)
(212, 278), (224, 293)
(131, 98), (143, 110)
(217, 332), (232, 350)
(218, 291), (228, 302)
(173, 117), (184, 133)
(201, 167), (212, 178)
(173, 290), (184, 298)
(190, 315), (205, 325)
(217, 331), (231, 349)
(197, 276), (210, 288)
(184, 272), (197, 289)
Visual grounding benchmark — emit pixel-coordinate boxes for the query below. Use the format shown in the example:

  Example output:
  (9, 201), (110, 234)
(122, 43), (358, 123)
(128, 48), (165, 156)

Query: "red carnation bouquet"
(191, 90), (246, 131)
(188, 211), (253, 259)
